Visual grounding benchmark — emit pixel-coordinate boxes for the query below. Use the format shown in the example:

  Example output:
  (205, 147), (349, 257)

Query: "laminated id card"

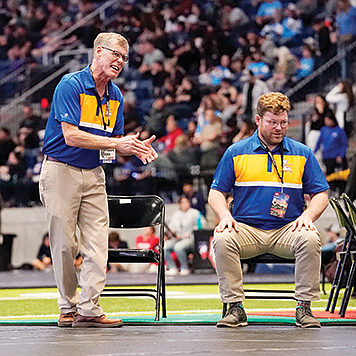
(270, 191), (289, 218)
(99, 149), (116, 164)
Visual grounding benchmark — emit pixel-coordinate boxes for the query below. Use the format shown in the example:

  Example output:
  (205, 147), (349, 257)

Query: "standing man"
(39, 32), (158, 328)
(208, 92), (329, 328)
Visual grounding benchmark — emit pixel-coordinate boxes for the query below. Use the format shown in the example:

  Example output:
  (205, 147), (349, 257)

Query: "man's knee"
(296, 230), (322, 254)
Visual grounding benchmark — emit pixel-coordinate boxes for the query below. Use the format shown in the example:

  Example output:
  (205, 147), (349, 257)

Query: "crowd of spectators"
(1, 0), (356, 206)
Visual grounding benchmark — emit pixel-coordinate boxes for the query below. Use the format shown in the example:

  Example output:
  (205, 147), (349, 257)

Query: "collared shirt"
(42, 65), (124, 169)
(211, 130), (329, 230)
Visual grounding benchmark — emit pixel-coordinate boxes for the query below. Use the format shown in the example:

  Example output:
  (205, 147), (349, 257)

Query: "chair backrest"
(341, 193), (356, 226)
(108, 195), (164, 229)
(329, 197), (356, 236)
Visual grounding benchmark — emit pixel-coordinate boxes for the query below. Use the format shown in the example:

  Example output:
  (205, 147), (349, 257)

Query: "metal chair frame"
(101, 195), (166, 321)
(326, 195), (356, 317)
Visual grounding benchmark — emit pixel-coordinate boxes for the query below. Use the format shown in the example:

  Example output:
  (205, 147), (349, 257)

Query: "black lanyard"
(259, 139), (285, 193)
(90, 68), (110, 133)
(94, 86), (110, 132)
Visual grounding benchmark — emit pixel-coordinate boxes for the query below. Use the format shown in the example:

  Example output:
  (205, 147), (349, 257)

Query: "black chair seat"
(108, 248), (159, 263)
(243, 253), (295, 265)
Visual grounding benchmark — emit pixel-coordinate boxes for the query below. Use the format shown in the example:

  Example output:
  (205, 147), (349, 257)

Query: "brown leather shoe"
(72, 314), (123, 328)
(58, 312), (76, 327)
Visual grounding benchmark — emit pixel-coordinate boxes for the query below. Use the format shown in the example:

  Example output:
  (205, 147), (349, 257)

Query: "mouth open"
(110, 65), (120, 72)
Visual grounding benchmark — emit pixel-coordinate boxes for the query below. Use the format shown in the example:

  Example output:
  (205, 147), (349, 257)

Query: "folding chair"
(325, 195), (356, 317)
(101, 195), (166, 321)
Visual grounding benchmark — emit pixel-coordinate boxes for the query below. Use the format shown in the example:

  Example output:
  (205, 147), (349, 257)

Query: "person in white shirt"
(165, 196), (206, 275)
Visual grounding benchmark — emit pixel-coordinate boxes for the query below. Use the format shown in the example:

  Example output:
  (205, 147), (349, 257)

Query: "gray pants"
(212, 221), (321, 303)
(39, 159), (109, 316)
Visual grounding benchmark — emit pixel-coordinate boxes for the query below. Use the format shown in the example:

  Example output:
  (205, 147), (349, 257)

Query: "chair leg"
(321, 265), (326, 295)
(161, 259), (167, 318)
(339, 260), (356, 317)
(326, 239), (349, 312)
(222, 303), (227, 318)
(155, 260), (163, 321)
(330, 254), (350, 313)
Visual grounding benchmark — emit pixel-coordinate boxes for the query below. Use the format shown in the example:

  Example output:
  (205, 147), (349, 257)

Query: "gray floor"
(1, 324), (356, 356)
(1, 270), (356, 356)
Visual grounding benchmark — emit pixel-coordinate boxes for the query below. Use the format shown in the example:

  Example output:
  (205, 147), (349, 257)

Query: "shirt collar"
(84, 64), (111, 97)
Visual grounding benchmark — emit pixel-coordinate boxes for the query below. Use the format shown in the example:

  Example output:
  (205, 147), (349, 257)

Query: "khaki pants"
(39, 159), (108, 317)
(212, 221), (321, 303)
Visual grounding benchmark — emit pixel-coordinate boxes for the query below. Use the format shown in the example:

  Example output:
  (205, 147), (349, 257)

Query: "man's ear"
(254, 114), (261, 126)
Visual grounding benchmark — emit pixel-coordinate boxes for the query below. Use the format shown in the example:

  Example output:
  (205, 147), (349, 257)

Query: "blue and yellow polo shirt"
(42, 65), (124, 169)
(211, 130), (329, 230)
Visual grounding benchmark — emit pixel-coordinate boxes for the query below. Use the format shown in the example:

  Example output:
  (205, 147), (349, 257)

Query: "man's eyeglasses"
(101, 46), (129, 62)
(262, 118), (289, 128)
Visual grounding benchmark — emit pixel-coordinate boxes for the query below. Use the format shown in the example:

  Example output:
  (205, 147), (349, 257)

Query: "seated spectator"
(107, 231), (129, 273)
(258, 34), (277, 68)
(311, 17), (335, 64)
(255, 0), (283, 28)
(32, 232), (82, 271)
(292, 44), (315, 83)
(321, 223), (344, 266)
(266, 71), (288, 92)
(156, 115), (183, 154)
(209, 54), (234, 87)
(168, 76), (201, 119)
(193, 109), (223, 171)
(173, 39), (201, 76)
(279, 3), (304, 47)
(335, 0), (356, 44)
(239, 70), (270, 119)
(165, 196), (206, 275)
(0, 127), (16, 166)
(138, 38), (166, 75)
(182, 180), (207, 217)
(295, 0), (319, 26)
(0, 146), (27, 207)
(135, 226), (160, 273)
(20, 105), (41, 131)
(247, 50), (271, 81)
(232, 119), (257, 143)
(216, 93), (239, 131)
(217, 78), (239, 104)
(150, 60), (170, 98)
(32, 232), (52, 271)
(166, 135), (200, 188)
(273, 46), (298, 82)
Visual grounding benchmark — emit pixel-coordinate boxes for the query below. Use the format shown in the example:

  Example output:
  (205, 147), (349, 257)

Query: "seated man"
(208, 92), (329, 328)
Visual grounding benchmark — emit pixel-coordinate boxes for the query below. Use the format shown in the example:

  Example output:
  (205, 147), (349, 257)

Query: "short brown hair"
(93, 32), (129, 55)
(256, 92), (290, 117)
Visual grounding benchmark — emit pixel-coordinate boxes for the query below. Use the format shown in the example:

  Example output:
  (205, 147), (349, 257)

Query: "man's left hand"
(136, 134), (158, 164)
(291, 213), (317, 232)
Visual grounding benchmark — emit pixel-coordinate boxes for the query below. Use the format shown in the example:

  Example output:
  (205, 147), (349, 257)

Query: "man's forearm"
(305, 191), (329, 222)
(208, 189), (231, 221)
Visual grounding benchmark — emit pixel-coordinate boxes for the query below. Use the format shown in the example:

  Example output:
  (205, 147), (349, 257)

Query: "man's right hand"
(115, 132), (150, 157)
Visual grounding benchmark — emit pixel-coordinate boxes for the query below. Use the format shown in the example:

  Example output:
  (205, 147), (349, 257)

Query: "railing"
(0, 60), (79, 131)
(41, 0), (119, 65)
(286, 38), (356, 99)
(0, 0), (118, 95)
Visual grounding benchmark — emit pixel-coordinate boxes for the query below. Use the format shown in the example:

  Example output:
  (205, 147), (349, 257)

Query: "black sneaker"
(217, 303), (248, 328)
(295, 306), (321, 328)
